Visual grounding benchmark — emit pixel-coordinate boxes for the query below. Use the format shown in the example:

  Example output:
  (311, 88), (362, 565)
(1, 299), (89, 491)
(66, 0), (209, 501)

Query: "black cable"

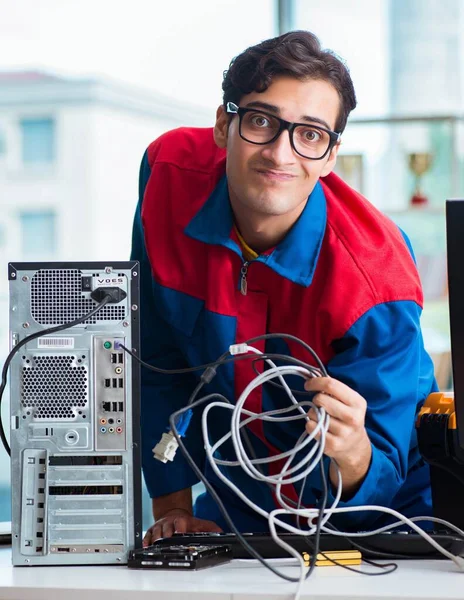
(118, 332), (328, 377)
(323, 519), (464, 559)
(0, 295), (112, 456)
(120, 343), (312, 375)
(322, 522), (422, 560)
(169, 394), (306, 584)
(293, 449), (327, 579)
(171, 334), (459, 564)
(309, 463), (398, 575)
(245, 333), (328, 376)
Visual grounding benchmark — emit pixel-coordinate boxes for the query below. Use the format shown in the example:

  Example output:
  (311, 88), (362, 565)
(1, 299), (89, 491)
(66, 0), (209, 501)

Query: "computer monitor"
(446, 199), (464, 449)
(417, 200), (464, 530)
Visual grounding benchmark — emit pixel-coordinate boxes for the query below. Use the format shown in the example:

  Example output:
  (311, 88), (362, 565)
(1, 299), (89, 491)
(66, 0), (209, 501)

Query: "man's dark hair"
(222, 30), (357, 133)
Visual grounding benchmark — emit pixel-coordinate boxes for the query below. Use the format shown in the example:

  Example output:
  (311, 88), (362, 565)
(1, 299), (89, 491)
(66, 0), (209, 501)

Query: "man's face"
(214, 76), (341, 219)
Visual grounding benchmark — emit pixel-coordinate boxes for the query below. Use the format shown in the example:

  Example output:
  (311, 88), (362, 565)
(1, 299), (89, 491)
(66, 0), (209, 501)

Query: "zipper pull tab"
(240, 262), (248, 296)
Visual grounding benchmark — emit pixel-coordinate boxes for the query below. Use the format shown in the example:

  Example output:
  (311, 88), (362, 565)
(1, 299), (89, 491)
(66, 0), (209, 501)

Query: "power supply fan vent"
(30, 269), (126, 325)
(21, 355), (88, 419)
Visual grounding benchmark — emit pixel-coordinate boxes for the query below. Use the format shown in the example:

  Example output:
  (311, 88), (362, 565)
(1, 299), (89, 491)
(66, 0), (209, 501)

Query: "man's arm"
(304, 300), (437, 529)
(143, 488), (222, 546)
(153, 488), (193, 520)
(132, 149), (221, 544)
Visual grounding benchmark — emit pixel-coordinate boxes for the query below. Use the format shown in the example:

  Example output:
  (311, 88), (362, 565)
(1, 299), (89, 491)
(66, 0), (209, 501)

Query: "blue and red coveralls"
(131, 127), (437, 532)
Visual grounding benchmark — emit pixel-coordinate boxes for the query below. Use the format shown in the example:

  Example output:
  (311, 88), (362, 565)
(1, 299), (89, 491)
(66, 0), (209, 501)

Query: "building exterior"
(0, 70), (212, 522)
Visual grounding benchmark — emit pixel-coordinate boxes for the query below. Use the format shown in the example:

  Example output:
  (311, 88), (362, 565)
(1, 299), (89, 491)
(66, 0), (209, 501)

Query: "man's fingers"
(310, 393), (355, 423)
(152, 524), (163, 541)
(143, 528), (153, 547)
(191, 520), (223, 533)
(305, 420), (342, 456)
(305, 417), (322, 438)
(161, 521), (176, 538)
(144, 517), (223, 545)
(304, 377), (364, 407)
(173, 517), (188, 533)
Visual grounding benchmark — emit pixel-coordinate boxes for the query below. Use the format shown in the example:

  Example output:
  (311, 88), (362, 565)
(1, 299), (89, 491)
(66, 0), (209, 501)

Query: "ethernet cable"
(124, 332), (464, 594)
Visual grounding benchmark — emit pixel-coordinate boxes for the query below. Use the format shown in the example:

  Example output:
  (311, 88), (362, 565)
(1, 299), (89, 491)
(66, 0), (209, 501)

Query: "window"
(19, 210), (57, 259)
(20, 118), (55, 164)
(0, 130), (6, 156)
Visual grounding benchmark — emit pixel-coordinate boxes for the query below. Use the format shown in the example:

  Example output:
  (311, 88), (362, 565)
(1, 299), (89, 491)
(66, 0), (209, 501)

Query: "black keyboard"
(148, 530), (464, 560)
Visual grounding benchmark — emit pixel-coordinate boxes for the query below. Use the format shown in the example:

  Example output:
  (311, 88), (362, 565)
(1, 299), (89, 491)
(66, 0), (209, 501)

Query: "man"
(131, 31), (436, 546)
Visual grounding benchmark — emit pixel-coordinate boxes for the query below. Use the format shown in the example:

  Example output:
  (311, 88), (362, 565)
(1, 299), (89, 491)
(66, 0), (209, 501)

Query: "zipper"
(240, 261), (249, 296)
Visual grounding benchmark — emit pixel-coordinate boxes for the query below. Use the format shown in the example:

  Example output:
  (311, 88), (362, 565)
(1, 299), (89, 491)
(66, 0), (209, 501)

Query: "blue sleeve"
(324, 300), (437, 529)
(130, 150), (204, 498)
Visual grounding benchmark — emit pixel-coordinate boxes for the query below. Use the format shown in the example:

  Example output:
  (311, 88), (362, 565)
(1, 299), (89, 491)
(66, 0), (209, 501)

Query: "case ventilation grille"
(21, 355), (88, 419)
(30, 269), (126, 325)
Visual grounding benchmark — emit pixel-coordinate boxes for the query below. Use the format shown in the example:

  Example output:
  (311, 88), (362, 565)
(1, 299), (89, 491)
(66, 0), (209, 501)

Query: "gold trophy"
(408, 152), (433, 207)
(336, 154), (364, 193)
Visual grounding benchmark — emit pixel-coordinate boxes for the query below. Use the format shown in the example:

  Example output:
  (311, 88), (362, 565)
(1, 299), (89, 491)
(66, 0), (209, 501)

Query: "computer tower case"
(8, 262), (141, 565)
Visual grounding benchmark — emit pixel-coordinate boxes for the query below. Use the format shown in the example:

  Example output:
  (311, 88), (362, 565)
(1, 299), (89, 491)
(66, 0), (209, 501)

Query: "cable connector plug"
(176, 409), (193, 437)
(229, 343), (249, 355)
(90, 287), (127, 304)
(201, 366), (217, 384)
(153, 431), (178, 463)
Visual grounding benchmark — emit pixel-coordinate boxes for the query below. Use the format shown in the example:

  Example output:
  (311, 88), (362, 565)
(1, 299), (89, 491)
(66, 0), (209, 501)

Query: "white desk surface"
(1, 547), (464, 600)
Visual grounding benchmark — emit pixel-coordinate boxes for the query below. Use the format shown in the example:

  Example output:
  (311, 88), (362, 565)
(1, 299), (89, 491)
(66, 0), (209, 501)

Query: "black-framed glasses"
(226, 102), (341, 161)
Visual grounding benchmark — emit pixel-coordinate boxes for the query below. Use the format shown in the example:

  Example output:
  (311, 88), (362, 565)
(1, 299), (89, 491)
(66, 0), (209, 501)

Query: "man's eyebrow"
(243, 101), (333, 131)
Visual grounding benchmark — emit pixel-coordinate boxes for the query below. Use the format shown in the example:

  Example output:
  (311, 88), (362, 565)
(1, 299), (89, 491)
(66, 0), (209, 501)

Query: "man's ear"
(320, 141), (341, 177)
(213, 105), (229, 149)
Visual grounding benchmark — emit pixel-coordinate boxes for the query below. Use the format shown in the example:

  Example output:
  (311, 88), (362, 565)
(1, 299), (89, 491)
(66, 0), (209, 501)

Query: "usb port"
(118, 402), (124, 412)
(112, 402), (118, 412)
(118, 379), (123, 389)
(118, 354), (123, 364)
(105, 379), (111, 388)
(112, 378), (117, 388)
(111, 353), (117, 364)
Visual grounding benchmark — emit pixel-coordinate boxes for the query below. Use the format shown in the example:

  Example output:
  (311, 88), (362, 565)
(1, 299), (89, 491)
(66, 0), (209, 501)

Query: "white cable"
(318, 505), (464, 569)
(195, 340), (464, 598)
(209, 401), (318, 467)
(230, 366), (322, 483)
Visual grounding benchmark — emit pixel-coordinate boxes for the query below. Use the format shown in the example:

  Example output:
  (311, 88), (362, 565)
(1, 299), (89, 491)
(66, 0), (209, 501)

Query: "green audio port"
(103, 341), (112, 349)
(115, 367), (122, 374)
(108, 427), (115, 434)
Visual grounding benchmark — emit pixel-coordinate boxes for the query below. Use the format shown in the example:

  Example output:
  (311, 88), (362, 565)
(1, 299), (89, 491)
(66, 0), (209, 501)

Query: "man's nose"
(261, 129), (296, 164)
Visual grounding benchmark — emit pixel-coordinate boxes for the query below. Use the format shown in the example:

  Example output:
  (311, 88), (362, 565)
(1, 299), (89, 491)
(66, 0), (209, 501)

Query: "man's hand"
(304, 376), (372, 496)
(143, 508), (223, 547)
